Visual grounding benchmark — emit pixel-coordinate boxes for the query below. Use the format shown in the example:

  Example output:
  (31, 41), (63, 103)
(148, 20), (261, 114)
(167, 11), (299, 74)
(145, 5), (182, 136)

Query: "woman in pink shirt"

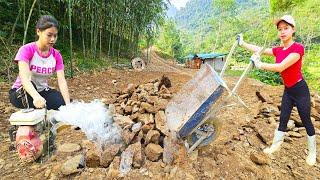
(9, 15), (70, 110)
(238, 15), (316, 166)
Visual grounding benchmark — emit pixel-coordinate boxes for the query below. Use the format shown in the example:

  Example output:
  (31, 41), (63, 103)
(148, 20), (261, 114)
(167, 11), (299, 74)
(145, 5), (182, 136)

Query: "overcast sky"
(170, 0), (189, 9)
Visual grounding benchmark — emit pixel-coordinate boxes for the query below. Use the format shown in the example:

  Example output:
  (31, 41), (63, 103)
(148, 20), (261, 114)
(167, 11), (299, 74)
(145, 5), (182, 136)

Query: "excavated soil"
(0, 50), (320, 179)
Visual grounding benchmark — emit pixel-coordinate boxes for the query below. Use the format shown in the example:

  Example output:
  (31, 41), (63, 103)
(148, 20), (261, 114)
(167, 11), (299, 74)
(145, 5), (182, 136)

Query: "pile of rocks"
(82, 76), (178, 177)
(254, 91), (320, 143)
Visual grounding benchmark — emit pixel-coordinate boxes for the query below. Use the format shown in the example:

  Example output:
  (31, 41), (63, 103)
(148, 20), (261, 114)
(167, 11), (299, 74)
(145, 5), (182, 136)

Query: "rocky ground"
(0, 51), (320, 179)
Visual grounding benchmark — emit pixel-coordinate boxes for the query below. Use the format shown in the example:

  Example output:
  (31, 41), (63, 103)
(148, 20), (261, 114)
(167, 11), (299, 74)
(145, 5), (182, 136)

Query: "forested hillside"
(156, 0), (320, 90)
(0, 0), (167, 80)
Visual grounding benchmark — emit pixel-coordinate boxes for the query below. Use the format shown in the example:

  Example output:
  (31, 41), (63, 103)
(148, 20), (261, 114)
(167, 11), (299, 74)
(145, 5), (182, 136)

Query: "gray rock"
(131, 122), (142, 133)
(119, 148), (134, 176)
(287, 120), (295, 131)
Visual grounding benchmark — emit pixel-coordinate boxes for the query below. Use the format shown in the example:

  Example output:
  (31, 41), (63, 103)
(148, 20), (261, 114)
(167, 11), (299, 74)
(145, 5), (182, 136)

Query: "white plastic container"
(9, 109), (45, 126)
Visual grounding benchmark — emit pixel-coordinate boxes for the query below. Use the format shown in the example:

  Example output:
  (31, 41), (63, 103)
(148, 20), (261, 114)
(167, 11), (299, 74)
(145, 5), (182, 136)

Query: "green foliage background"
(155, 0), (320, 90)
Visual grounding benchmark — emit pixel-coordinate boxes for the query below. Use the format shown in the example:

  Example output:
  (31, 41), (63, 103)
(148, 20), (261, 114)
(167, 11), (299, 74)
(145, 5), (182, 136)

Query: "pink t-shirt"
(272, 42), (304, 88)
(12, 42), (64, 91)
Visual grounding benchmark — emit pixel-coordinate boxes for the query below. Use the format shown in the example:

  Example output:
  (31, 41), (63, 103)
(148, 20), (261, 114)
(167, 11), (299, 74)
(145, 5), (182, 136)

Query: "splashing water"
(53, 100), (122, 149)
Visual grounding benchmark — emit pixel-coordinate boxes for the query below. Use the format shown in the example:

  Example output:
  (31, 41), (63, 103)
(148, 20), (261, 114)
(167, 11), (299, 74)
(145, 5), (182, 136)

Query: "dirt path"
(0, 52), (320, 179)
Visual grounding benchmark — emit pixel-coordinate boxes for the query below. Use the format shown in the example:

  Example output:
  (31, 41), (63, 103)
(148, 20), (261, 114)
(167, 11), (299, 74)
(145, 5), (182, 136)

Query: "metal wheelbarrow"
(165, 46), (264, 153)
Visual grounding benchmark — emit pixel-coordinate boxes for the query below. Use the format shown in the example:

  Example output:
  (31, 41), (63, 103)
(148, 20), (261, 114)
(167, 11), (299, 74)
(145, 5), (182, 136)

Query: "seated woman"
(9, 15), (70, 110)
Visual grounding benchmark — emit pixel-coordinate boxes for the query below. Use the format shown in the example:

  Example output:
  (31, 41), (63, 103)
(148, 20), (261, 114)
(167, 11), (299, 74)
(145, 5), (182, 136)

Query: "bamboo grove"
(0, 0), (167, 79)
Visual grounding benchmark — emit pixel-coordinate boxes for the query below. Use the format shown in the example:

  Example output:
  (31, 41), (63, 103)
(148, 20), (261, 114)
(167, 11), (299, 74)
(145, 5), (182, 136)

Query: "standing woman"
(9, 15), (70, 110)
(238, 15), (317, 166)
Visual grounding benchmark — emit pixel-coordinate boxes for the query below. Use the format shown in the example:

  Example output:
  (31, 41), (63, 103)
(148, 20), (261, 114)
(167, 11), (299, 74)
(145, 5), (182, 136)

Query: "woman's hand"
(33, 95), (46, 108)
(250, 54), (262, 69)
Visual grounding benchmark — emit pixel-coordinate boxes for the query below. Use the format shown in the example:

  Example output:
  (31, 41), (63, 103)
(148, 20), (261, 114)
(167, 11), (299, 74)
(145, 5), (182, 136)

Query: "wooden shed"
(185, 53), (227, 71)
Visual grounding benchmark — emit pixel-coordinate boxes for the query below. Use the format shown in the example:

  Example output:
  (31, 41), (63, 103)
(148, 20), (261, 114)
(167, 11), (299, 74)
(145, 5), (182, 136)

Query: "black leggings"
(278, 79), (315, 136)
(9, 87), (65, 110)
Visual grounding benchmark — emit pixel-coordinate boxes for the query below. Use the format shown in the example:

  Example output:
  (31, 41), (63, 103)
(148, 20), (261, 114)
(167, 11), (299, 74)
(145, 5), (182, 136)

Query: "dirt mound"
(0, 61), (320, 178)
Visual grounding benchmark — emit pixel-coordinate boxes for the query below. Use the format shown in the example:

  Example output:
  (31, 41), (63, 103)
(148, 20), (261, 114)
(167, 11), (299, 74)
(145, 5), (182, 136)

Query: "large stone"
(144, 83), (154, 92)
(108, 104), (116, 115)
(53, 122), (71, 134)
(119, 148), (134, 176)
(315, 102), (320, 113)
(141, 102), (156, 113)
(141, 123), (154, 134)
(145, 143), (163, 161)
(81, 140), (95, 150)
(153, 82), (160, 92)
(118, 93), (129, 100)
(255, 91), (272, 103)
(138, 113), (154, 124)
(138, 90), (148, 102)
(147, 96), (159, 105)
(121, 129), (135, 145)
(161, 94), (172, 99)
(145, 130), (161, 144)
(107, 156), (120, 179)
(132, 105), (140, 113)
(131, 122), (142, 133)
(287, 120), (295, 131)
(288, 131), (303, 138)
(124, 106), (133, 115)
(100, 144), (121, 167)
(86, 149), (100, 168)
(256, 129), (273, 145)
(127, 142), (144, 168)
(57, 143), (81, 153)
(155, 111), (169, 135)
(250, 152), (269, 165)
(163, 136), (177, 165)
(123, 83), (136, 94)
(290, 115), (304, 127)
(115, 106), (124, 115)
(159, 85), (171, 94)
(61, 155), (85, 176)
(113, 115), (134, 128)
(311, 108), (320, 121)
(131, 92), (139, 101)
(154, 98), (168, 111)
(132, 130), (144, 144)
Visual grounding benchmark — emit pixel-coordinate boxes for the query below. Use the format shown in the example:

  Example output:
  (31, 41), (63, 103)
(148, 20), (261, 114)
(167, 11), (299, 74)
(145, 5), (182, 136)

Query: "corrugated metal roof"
(185, 53), (227, 60)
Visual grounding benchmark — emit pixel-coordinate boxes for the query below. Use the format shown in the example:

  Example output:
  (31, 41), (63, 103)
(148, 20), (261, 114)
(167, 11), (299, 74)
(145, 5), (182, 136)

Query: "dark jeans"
(9, 86), (65, 110)
(278, 79), (315, 136)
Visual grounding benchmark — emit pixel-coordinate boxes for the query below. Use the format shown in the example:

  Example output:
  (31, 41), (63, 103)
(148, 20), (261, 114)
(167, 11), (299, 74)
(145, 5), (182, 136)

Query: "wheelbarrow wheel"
(188, 117), (222, 147)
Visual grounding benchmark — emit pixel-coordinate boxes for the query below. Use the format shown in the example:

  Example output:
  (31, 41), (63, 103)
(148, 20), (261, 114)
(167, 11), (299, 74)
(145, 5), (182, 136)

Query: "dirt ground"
(0, 51), (320, 179)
